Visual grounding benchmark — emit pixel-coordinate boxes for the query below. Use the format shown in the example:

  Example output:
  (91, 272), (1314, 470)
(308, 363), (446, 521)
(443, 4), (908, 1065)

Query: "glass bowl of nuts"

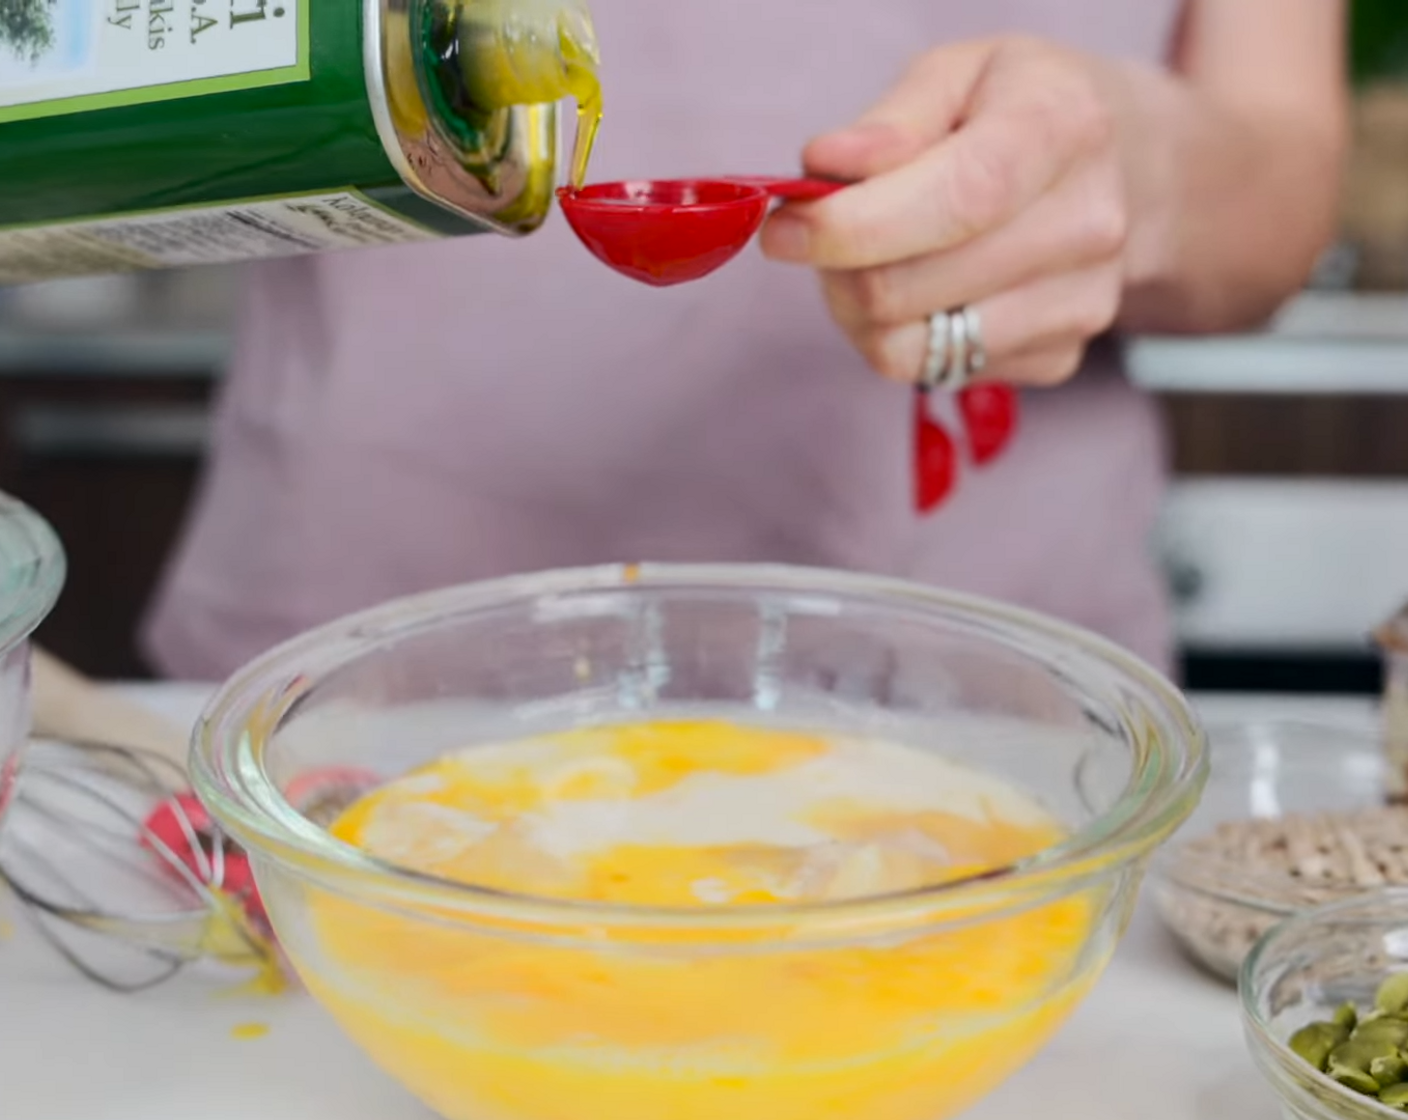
(1149, 717), (1394, 983)
(1241, 889), (1408, 1119)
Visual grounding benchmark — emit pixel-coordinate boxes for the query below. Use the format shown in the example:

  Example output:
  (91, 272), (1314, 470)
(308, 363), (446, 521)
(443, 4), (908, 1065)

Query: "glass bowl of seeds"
(1241, 889), (1408, 1119)
(1149, 717), (1398, 983)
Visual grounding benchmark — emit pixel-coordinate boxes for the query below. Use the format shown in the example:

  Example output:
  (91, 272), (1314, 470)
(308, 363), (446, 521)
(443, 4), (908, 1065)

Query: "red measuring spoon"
(558, 177), (844, 287)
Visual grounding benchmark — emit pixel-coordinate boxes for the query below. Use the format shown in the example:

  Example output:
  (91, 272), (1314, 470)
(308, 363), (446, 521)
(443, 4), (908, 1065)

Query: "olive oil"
(426, 0), (601, 187)
(565, 42), (603, 189)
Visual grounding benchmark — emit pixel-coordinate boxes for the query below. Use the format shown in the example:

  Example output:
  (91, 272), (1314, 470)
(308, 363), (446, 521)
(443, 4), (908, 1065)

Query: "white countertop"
(0, 686), (1377, 1120)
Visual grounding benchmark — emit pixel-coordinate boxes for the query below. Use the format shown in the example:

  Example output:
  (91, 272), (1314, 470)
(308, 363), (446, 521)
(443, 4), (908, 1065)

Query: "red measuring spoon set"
(559, 175), (1019, 512)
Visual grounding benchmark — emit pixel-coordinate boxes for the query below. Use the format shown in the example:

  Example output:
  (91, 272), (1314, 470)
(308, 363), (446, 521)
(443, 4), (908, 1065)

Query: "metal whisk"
(0, 737), (281, 992)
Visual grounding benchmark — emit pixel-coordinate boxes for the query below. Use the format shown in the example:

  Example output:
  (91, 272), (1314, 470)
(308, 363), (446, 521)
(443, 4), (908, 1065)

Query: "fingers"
(762, 39), (1115, 270)
(820, 156), (1127, 330)
(772, 37), (1127, 393)
(977, 262), (1122, 383)
(830, 260), (1123, 387)
(800, 43), (995, 181)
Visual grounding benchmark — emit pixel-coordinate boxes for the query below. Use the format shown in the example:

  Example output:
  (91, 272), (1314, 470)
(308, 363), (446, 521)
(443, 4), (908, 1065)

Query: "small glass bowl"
(193, 563), (1207, 1120)
(1241, 889), (1408, 1120)
(1150, 717), (1389, 983)
(0, 490), (64, 823)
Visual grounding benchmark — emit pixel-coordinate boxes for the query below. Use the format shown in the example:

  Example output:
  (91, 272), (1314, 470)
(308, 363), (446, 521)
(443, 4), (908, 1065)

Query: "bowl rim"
(191, 562), (1208, 934)
(0, 492), (64, 656)
(1239, 887), (1408, 1120)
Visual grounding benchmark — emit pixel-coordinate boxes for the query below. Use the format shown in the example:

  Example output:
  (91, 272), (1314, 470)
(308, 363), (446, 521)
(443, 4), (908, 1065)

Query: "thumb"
(803, 41), (995, 181)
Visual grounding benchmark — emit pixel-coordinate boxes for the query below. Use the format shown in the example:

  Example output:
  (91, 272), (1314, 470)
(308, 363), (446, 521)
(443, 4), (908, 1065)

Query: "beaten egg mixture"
(296, 720), (1101, 1120)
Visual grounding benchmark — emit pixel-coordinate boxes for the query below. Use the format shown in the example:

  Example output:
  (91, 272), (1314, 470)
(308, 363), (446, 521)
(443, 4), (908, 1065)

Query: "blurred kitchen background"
(6, 3), (1408, 689)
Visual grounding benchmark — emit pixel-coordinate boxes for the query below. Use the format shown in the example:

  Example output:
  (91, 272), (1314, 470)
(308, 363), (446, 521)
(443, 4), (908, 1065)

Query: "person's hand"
(760, 37), (1128, 388)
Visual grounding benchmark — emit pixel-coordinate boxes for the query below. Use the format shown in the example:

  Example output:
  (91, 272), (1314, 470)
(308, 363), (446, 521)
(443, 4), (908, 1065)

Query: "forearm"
(1105, 56), (1348, 336)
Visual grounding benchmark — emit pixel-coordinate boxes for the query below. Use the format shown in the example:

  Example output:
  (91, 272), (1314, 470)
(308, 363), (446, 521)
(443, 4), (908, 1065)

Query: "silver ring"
(941, 308), (970, 392)
(921, 305), (987, 392)
(921, 311), (951, 390)
(962, 306), (987, 376)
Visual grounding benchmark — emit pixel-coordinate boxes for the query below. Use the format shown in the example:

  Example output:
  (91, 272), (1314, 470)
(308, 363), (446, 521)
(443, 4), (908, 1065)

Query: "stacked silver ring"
(921, 307), (987, 392)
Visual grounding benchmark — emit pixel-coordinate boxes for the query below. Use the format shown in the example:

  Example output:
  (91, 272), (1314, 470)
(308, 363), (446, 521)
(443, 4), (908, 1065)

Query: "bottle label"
(0, 190), (439, 283)
(0, 0), (306, 123)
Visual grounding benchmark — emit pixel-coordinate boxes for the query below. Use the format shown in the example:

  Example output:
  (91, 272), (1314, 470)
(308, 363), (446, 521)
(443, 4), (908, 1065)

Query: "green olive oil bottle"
(0, 0), (600, 283)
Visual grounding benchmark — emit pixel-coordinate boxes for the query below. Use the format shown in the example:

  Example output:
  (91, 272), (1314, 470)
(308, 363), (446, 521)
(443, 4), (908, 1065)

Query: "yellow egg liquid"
(298, 720), (1104, 1120)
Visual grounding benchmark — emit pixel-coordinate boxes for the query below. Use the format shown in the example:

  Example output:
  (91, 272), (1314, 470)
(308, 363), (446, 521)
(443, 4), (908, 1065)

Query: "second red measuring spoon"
(558, 177), (844, 287)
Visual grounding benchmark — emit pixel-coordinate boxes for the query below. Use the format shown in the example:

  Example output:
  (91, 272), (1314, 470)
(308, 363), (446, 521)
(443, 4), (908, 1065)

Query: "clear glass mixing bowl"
(0, 490), (64, 823)
(193, 563), (1207, 1120)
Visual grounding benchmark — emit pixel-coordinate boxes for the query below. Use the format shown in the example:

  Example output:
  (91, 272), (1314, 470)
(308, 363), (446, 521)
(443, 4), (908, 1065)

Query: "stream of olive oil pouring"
(0, 0), (602, 284)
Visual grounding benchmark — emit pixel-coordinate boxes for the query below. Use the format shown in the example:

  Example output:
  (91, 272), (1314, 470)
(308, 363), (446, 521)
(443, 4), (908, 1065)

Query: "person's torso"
(145, 0), (1185, 680)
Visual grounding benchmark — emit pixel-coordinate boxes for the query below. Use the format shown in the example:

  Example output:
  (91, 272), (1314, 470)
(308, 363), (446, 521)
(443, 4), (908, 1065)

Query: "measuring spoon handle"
(723, 177), (848, 202)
